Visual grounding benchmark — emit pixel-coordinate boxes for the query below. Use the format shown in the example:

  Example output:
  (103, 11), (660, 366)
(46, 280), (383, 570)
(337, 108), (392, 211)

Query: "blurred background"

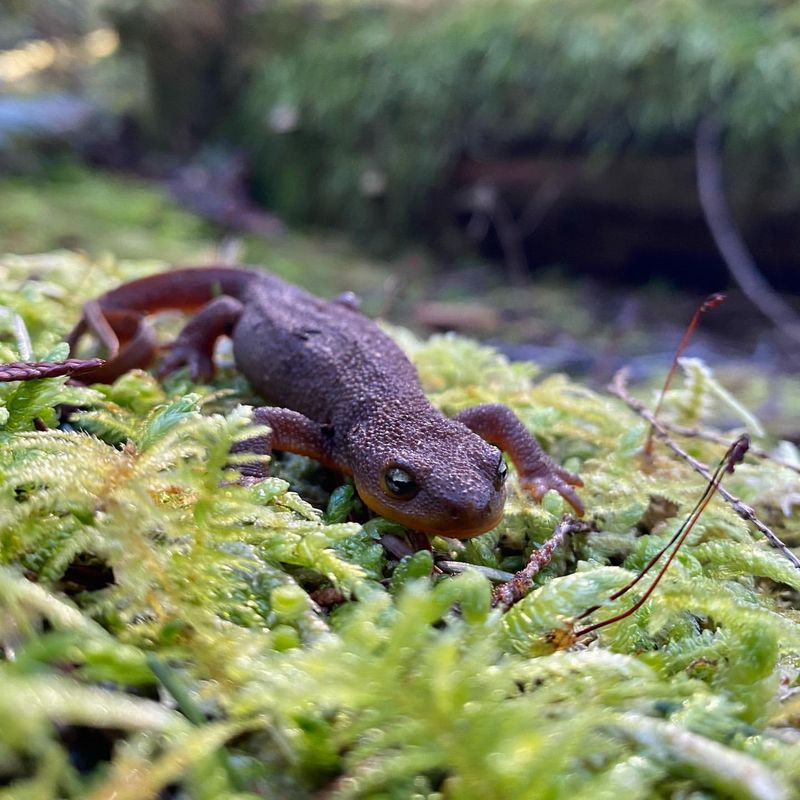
(0, 0), (798, 433)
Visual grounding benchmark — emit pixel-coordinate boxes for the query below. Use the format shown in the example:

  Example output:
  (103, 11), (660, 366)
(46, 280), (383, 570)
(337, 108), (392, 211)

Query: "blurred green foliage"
(0, 161), (398, 302)
(104, 0), (253, 149)
(7, 0), (800, 250)
(226, 0), (800, 244)
(0, 251), (798, 797)
(0, 162), (210, 260)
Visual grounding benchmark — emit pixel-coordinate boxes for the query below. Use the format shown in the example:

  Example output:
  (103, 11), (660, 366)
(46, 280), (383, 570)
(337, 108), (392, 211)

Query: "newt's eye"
(494, 457), (508, 489)
(383, 466), (419, 500)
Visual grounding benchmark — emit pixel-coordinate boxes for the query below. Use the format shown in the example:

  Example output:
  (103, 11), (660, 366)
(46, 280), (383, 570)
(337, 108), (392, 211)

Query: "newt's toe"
(520, 470), (585, 517)
(157, 347), (214, 383)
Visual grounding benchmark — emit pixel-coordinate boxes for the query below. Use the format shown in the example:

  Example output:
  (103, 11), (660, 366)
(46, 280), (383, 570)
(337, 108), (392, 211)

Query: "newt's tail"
(0, 267), (259, 387)
(67, 266), (257, 351)
(65, 266), (259, 382)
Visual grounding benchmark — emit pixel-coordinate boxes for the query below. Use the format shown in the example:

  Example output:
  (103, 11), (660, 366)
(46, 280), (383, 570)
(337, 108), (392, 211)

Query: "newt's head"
(348, 413), (507, 539)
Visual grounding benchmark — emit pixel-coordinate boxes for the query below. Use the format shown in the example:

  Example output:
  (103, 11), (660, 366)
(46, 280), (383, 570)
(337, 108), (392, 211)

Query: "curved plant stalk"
(611, 368), (800, 571)
(696, 115), (800, 351)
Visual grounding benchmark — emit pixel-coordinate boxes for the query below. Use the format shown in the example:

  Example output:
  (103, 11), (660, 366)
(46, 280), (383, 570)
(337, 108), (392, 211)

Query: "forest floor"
(0, 160), (796, 439)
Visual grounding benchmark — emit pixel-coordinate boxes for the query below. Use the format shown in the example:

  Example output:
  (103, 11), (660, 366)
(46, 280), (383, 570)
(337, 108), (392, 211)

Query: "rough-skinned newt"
(29, 266), (585, 538)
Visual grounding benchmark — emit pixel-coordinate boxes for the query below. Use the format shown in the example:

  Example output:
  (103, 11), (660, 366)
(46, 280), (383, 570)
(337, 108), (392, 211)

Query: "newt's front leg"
(455, 403), (584, 516)
(233, 407), (347, 480)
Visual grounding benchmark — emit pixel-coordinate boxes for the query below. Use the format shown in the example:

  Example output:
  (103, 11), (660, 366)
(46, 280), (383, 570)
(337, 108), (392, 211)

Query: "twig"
(696, 116), (800, 350)
(488, 188), (529, 286)
(492, 515), (593, 608)
(437, 561), (516, 583)
(573, 435), (749, 638)
(610, 368), (800, 571)
(658, 418), (800, 476)
(0, 358), (105, 382)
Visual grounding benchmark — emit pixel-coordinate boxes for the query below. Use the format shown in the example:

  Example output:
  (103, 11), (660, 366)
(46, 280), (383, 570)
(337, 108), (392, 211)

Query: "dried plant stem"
(573, 435), (748, 638)
(610, 368), (800, 571)
(0, 358), (105, 382)
(658, 419), (800, 476)
(643, 292), (725, 457)
(492, 515), (593, 608)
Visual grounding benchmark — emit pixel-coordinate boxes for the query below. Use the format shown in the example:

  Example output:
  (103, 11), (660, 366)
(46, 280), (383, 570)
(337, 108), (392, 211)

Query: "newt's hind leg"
(66, 304), (158, 383)
(0, 303), (157, 385)
(455, 403), (585, 516)
(157, 296), (243, 382)
(232, 406), (346, 481)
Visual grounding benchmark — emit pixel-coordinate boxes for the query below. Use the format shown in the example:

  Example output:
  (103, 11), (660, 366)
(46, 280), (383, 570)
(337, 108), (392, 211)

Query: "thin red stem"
(573, 435), (748, 638)
(573, 451), (729, 624)
(643, 292), (725, 457)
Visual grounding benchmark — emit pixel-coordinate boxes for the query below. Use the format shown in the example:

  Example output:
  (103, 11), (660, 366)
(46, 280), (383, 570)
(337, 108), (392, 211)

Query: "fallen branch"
(610, 368), (800, 571)
(658, 419), (800, 476)
(0, 358), (105, 382)
(492, 515), (594, 608)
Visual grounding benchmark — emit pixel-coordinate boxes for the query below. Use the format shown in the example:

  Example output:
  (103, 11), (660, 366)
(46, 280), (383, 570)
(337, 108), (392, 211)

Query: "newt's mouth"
(357, 487), (505, 540)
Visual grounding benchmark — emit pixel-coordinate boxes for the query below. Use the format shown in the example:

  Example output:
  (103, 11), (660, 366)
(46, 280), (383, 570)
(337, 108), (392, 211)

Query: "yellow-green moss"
(0, 252), (798, 799)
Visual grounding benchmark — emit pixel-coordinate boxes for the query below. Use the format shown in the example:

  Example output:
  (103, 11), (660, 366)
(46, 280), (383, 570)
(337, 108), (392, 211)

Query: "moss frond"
(0, 252), (798, 797)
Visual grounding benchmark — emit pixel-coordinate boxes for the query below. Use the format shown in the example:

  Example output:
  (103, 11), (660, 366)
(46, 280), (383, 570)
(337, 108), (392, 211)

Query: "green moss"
(0, 251), (798, 797)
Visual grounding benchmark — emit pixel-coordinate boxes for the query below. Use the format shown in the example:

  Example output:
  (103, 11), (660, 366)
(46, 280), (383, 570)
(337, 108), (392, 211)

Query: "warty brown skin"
(64, 266), (584, 538)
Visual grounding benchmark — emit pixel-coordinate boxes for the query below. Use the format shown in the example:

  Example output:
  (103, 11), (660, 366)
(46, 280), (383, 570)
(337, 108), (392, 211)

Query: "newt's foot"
(519, 466), (585, 517)
(157, 345), (215, 383)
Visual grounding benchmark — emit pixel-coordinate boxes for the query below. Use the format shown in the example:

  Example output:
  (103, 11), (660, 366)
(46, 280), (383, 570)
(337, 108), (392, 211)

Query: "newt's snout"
(355, 478), (506, 539)
(351, 422), (509, 539)
(438, 488), (507, 539)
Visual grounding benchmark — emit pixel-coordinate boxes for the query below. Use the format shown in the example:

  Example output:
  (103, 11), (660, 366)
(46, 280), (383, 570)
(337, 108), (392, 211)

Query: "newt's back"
(231, 274), (423, 425)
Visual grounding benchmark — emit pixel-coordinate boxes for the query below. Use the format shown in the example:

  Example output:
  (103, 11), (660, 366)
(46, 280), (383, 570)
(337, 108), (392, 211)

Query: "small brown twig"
(492, 515), (594, 608)
(0, 358), (106, 382)
(657, 419), (800, 476)
(610, 368), (800, 571)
